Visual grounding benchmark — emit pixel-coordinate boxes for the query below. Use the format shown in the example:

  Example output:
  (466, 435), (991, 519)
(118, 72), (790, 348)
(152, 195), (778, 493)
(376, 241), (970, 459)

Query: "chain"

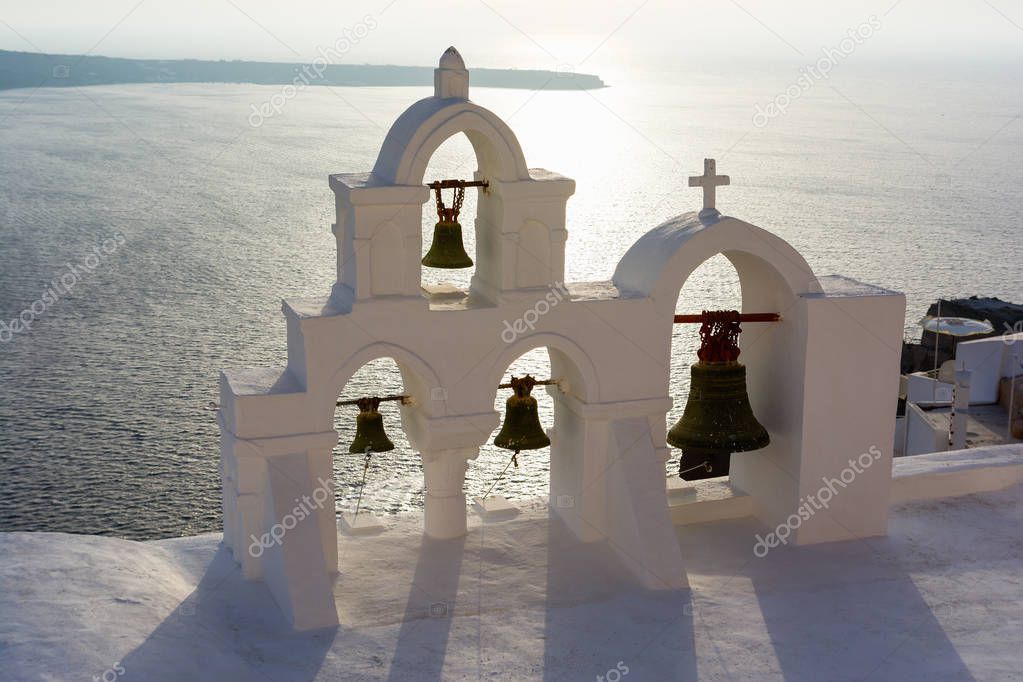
(432, 184), (466, 222)
(433, 185), (444, 217)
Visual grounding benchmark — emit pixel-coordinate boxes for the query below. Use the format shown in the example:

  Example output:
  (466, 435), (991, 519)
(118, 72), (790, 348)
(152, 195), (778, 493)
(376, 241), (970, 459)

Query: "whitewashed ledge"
(669, 444), (1023, 525)
(890, 444), (1023, 504)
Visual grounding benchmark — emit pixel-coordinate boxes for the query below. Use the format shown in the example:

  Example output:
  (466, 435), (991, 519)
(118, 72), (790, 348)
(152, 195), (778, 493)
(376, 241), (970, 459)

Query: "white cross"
(688, 158), (730, 212)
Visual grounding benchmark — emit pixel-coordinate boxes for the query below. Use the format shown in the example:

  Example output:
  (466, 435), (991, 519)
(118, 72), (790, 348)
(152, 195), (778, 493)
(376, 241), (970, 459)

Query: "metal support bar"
(427, 179), (489, 191)
(498, 378), (559, 389)
(336, 394), (410, 407)
(674, 313), (781, 323)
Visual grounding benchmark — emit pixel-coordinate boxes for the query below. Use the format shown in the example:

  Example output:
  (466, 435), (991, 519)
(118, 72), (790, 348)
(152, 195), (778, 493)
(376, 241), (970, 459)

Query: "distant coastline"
(0, 50), (606, 91)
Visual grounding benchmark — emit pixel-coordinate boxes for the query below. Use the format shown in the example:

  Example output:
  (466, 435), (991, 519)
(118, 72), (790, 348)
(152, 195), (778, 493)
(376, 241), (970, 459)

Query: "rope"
(481, 451), (518, 501)
(352, 448), (372, 518)
(679, 460), (713, 477)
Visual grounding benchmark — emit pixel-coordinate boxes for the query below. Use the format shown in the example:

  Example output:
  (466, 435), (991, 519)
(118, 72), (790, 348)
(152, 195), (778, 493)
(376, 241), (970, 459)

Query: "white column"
(949, 369), (971, 450)
(792, 287), (905, 544)
(260, 452), (338, 630)
(421, 448), (476, 539)
(548, 393), (609, 543)
(306, 446), (338, 573)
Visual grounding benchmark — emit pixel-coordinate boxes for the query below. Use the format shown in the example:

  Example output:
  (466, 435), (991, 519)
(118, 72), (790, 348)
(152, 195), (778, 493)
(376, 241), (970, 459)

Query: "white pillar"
(950, 369), (971, 450)
(421, 448), (476, 539)
(306, 446), (338, 573)
(547, 392), (611, 542)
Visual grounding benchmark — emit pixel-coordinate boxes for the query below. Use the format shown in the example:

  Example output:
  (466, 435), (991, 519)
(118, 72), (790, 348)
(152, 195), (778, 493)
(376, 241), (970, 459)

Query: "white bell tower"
(328, 46), (575, 310)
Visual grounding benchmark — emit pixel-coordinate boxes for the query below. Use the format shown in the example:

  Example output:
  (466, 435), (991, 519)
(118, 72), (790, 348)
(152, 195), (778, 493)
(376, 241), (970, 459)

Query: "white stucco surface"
(953, 333), (1023, 404)
(891, 444), (1023, 503)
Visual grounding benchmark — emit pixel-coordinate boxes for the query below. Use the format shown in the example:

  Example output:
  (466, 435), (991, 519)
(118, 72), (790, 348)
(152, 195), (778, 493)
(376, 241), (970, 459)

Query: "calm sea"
(2, 64), (1021, 538)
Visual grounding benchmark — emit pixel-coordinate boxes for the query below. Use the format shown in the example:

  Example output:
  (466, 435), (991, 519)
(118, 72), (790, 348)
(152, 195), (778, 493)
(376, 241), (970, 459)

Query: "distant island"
(0, 50), (606, 91)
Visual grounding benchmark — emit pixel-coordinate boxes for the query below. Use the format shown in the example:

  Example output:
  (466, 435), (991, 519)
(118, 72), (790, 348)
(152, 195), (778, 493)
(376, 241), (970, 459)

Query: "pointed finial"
(439, 46), (465, 70)
(435, 46), (469, 99)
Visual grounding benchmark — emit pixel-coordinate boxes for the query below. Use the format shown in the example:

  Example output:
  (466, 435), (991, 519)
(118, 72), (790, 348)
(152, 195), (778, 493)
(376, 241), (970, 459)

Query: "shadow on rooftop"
(387, 533), (467, 681)
(749, 534), (975, 681)
(542, 511), (697, 681)
(117, 543), (336, 682)
(672, 510), (977, 682)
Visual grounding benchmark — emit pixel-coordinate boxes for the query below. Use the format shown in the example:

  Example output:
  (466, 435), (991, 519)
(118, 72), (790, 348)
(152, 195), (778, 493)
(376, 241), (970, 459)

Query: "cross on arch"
(688, 158), (729, 213)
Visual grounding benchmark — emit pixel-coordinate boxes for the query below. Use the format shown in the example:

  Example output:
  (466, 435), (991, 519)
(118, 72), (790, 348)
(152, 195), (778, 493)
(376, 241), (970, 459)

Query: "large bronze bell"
(349, 397), (395, 454)
(668, 311), (769, 480)
(494, 375), (550, 454)
(422, 181), (473, 269)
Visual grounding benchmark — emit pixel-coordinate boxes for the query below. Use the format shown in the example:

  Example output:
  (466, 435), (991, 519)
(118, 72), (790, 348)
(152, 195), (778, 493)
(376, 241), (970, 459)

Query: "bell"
(422, 181), (473, 269)
(668, 311), (769, 481)
(349, 397), (395, 454)
(668, 361), (769, 480)
(422, 220), (473, 269)
(494, 375), (550, 453)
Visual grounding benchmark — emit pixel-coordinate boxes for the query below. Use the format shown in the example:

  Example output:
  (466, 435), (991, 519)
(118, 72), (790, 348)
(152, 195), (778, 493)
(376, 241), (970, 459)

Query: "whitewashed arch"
(613, 212), (822, 317)
(315, 342), (445, 429)
(370, 99), (530, 186)
(483, 331), (601, 405)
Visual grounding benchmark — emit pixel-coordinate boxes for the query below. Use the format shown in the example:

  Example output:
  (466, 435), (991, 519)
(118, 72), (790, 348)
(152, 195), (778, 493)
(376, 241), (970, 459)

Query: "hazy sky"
(1, 0), (1021, 73)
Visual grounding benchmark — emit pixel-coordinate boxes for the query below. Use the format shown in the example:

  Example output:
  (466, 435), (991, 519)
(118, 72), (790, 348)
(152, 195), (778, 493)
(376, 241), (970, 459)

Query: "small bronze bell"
(349, 397), (395, 454)
(494, 375), (550, 454)
(422, 220), (473, 269)
(668, 311), (769, 480)
(422, 182), (473, 269)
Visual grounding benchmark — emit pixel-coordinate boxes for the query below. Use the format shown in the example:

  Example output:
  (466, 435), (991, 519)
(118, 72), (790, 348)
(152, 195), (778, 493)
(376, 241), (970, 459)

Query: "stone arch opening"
(670, 248), (802, 485)
(467, 333), (599, 506)
(613, 213), (820, 488)
(370, 97), (533, 304)
(420, 132), (483, 294)
(667, 255), (743, 478)
(317, 343), (442, 523)
(331, 356), (423, 521)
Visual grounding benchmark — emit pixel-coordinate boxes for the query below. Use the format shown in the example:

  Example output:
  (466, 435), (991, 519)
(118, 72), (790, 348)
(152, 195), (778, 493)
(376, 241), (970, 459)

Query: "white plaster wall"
(891, 444), (1023, 503)
(905, 402), (947, 457)
(906, 372), (953, 404)
(955, 334), (1023, 404)
(793, 279), (905, 544)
